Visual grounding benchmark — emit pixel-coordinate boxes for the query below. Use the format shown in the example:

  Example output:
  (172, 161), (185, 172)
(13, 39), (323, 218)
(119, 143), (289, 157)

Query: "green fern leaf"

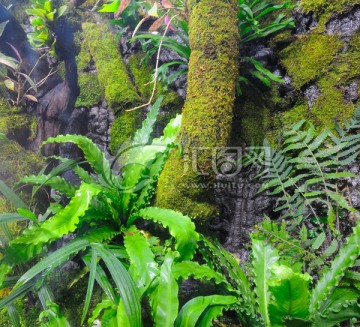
(175, 295), (237, 327)
(132, 96), (163, 145)
(0, 182), (100, 282)
(152, 251), (179, 327)
(14, 226), (118, 289)
(172, 261), (229, 287)
(43, 135), (114, 187)
(130, 207), (199, 261)
(20, 174), (77, 197)
(268, 265), (311, 325)
(252, 239), (279, 326)
(124, 226), (159, 295)
(310, 219), (360, 316)
(314, 300), (360, 327)
(93, 243), (142, 327)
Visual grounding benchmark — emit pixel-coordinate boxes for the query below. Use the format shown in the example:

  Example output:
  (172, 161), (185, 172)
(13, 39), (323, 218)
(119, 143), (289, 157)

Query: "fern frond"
(0, 182), (101, 283)
(310, 219), (360, 316)
(172, 261), (229, 287)
(198, 237), (262, 325)
(124, 226), (159, 295)
(20, 174), (77, 197)
(43, 135), (115, 188)
(252, 239), (279, 326)
(130, 207), (199, 261)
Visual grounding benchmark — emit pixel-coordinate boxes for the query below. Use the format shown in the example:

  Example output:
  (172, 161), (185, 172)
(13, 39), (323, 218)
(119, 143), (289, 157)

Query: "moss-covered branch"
(156, 0), (240, 221)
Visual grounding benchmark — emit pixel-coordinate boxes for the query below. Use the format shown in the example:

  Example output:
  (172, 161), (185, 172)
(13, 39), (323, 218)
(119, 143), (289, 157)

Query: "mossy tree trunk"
(156, 0), (240, 222)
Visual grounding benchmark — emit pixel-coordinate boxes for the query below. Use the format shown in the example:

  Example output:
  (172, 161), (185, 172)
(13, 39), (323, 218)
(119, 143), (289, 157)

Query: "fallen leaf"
(115, 0), (131, 18)
(148, 16), (165, 31)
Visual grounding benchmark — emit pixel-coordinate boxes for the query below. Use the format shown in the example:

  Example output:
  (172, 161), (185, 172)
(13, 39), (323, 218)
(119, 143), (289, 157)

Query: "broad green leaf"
(312, 232), (326, 250)
(314, 300), (360, 327)
(39, 302), (71, 327)
(1, 182), (100, 277)
(0, 213), (30, 224)
(88, 297), (115, 326)
(93, 243), (142, 327)
(117, 299), (131, 327)
(152, 251), (179, 327)
(98, 0), (120, 12)
(43, 135), (114, 187)
(57, 5), (67, 17)
(15, 226), (118, 288)
(130, 207), (199, 261)
(0, 180), (28, 210)
(0, 280), (35, 309)
(268, 265), (311, 325)
(175, 295), (237, 327)
(310, 219), (360, 316)
(82, 248), (97, 325)
(124, 226), (159, 295)
(252, 239), (279, 326)
(6, 303), (21, 327)
(20, 174), (77, 197)
(172, 261), (227, 286)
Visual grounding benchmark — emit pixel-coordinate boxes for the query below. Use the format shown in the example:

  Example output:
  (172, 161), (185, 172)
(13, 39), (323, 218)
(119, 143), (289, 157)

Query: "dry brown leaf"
(115, 0), (131, 18)
(148, 16), (165, 32)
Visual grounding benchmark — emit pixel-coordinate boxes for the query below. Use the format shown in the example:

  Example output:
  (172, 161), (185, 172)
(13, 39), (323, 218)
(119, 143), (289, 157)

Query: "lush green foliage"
(246, 109), (360, 238)
(26, 0), (67, 55)
(98, 0), (294, 89)
(0, 97), (197, 325)
(0, 21), (40, 104)
(199, 228), (360, 326)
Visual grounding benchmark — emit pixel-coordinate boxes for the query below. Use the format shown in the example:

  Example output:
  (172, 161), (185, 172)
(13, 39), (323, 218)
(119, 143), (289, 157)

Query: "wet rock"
(249, 45), (277, 67)
(304, 84), (320, 109)
(293, 8), (318, 34)
(326, 6), (360, 37)
(87, 102), (114, 152)
(343, 82), (359, 103)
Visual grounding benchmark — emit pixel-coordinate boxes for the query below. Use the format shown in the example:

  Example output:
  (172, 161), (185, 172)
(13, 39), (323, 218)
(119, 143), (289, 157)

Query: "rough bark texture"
(156, 0), (240, 222)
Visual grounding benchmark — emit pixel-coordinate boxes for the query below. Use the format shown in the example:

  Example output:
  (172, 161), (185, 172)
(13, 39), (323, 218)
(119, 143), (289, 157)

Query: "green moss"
(110, 110), (142, 153)
(128, 53), (183, 129)
(311, 74), (355, 128)
(336, 33), (360, 80)
(0, 296), (41, 327)
(280, 34), (343, 89)
(74, 41), (104, 107)
(76, 73), (104, 107)
(156, 150), (217, 221)
(82, 23), (140, 112)
(0, 97), (35, 142)
(156, 0), (239, 221)
(300, 0), (360, 15)
(0, 140), (43, 190)
(76, 41), (91, 71)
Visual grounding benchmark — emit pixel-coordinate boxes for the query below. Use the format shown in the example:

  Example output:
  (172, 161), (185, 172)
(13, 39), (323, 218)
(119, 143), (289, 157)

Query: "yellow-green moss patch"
(156, 0), (239, 221)
(76, 73), (103, 107)
(110, 110), (142, 153)
(280, 34), (343, 89)
(82, 22), (140, 111)
(301, 0), (360, 15)
(0, 96), (35, 143)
